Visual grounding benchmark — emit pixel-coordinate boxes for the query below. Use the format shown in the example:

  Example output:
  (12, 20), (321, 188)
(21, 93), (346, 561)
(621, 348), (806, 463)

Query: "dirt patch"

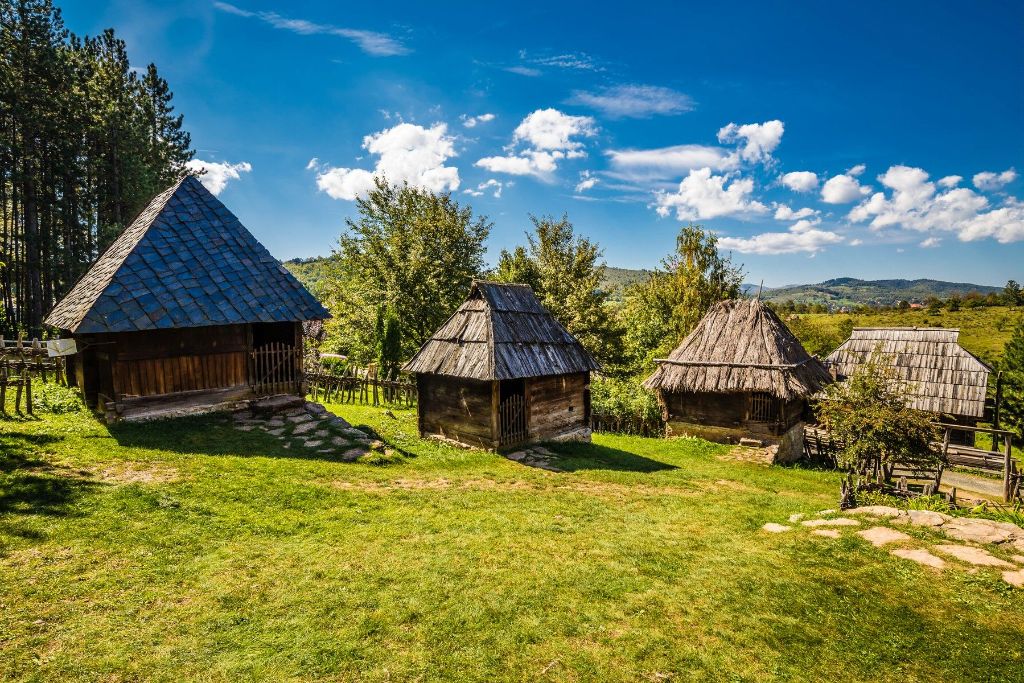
(326, 477), (706, 499)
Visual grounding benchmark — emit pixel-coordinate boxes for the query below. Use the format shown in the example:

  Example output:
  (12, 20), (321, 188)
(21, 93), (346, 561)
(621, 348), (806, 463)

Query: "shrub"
(32, 381), (84, 414)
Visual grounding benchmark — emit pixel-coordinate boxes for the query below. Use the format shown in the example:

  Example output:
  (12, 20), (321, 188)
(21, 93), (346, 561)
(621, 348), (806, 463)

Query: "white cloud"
(654, 167), (768, 220)
(463, 179), (503, 198)
(848, 164), (1024, 243)
(213, 2), (408, 56)
(938, 175), (962, 188)
(847, 164), (866, 176)
(773, 204), (818, 221)
(605, 144), (738, 182)
(717, 120), (784, 164)
(849, 238), (864, 246)
(186, 159), (252, 195)
(973, 168), (1017, 191)
(780, 171), (818, 192)
(920, 237), (942, 248)
(717, 223), (842, 255)
(575, 171), (598, 193)
(821, 171), (871, 204)
(526, 51), (602, 72)
(504, 65), (541, 77)
(313, 122), (459, 200)
(475, 108), (596, 178)
(461, 113), (495, 128)
(568, 84), (693, 119)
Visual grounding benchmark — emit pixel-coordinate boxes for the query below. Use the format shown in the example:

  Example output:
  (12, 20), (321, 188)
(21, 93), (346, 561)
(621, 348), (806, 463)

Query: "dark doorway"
(498, 379), (527, 447)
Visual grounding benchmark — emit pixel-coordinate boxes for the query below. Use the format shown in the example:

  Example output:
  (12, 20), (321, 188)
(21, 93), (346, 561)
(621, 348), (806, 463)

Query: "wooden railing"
(307, 364), (416, 407)
(499, 394), (527, 447)
(1, 336), (67, 384)
(591, 412), (663, 438)
(250, 343), (302, 396)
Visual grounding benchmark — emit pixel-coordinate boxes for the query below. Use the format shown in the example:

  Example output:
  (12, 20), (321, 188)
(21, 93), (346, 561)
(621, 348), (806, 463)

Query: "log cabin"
(402, 280), (600, 450)
(643, 299), (832, 462)
(825, 327), (991, 444)
(45, 175), (329, 421)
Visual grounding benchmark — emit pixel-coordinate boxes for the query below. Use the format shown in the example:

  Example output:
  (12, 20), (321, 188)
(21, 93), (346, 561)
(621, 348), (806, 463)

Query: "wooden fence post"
(1004, 434), (1013, 503)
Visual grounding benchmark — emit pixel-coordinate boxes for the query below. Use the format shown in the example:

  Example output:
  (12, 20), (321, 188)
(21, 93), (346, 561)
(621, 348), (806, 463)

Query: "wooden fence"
(591, 411), (663, 438)
(250, 343), (302, 396)
(308, 364), (416, 407)
(1, 336), (69, 415)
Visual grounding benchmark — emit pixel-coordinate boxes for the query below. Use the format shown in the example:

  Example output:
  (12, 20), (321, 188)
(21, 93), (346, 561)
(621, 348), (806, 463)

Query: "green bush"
(591, 375), (660, 424)
(32, 381), (84, 414)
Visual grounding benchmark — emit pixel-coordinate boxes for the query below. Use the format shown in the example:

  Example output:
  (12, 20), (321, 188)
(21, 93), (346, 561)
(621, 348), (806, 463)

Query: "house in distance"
(45, 175), (329, 421)
(403, 280), (600, 450)
(643, 298), (833, 462)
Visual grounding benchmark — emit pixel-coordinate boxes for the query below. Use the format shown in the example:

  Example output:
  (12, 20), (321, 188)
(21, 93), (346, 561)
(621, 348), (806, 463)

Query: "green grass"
(2, 403), (1023, 682)
(801, 305), (1021, 365)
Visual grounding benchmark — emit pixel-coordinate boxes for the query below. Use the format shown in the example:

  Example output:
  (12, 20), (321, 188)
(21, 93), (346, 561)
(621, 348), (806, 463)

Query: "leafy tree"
(946, 295), (961, 312)
(377, 307), (402, 379)
(618, 224), (744, 373)
(1004, 280), (1023, 306)
(1001, 316), (1024, 442)
(320, 178), (491, 362)
(494, 214), (621, 369)
(816, 351), (940, 481)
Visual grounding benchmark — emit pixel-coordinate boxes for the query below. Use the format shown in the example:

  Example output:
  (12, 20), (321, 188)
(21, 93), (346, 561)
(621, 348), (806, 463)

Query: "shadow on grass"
(0, 430), (100, 535)
(547, 442), (678, 473)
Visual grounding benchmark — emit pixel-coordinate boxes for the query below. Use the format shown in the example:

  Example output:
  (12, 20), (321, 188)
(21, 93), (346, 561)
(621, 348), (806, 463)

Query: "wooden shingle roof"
(643, 299), (832, 400)
(402, 280), (600, 380)
(45, 176), (328, 334)
(825, 327), (991, 418)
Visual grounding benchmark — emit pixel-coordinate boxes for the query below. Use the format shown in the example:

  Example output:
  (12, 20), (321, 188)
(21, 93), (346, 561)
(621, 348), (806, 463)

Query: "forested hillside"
(0, 0), (192, 336)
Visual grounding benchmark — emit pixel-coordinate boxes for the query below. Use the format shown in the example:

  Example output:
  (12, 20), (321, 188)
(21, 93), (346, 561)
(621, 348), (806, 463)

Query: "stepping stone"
(802, 518), (860, 527)
(908, 510), (948, 527)
(812, 529), (840, 538)
(331, 436), (349, 447)
(328, 416), (352, 428)
(788, 513), (805, 523)
(289, 414), (315, 424)
(506, 451), (529, 462)
(856, 526), (911, 547)
(267, 428), (285, 437)
(343, 428), (367, 438)
(313, 429), (330, 438)
(762, 523), (791, 533)
(266, 418), (285, 428)
(1012, 555), (1024, 565)
(340, 447), (368, 462)
(292, 421), (319, 435)
(941, 519), (1019, 545)
(891, 548), (946, 569)
(236, 425), (255, 431)
(304, 439), (323, 448)
(1014, 539), (1024, 553)
(849, 505), (904, 518)
(1002, 569), (1024, 588)
(818, 509), (837, 515)
(934, 544), (1016, 568)
(305, 403), (329, 417)
(532, 446), (555, 457)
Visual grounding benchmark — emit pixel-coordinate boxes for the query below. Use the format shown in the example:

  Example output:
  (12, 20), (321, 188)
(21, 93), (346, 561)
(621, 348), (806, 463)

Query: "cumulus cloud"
(213, 2), (408, 56)
(821, 170), (871, 204)
(461, 113), (495, 128)
(773, 204), (818, 221)
(848, 164), (1024, 243)
(938, 175), (962, 188)
(475, 108), (596, 177)
(780, 170), (818, 192)
(567, 84), (694, 119)
(973, 168), (1017, 191)
(605, 144), (738, 182)
(312, 122), (459, 200)
(920, 237), (942, 248)
(717, 219), (842, 255)
(654, 167), (768, 220)
(463, 179), (503, 198)
(186, 159), (252, 195)
(717, 120), (784, 164)
(575, 171), (598, 193)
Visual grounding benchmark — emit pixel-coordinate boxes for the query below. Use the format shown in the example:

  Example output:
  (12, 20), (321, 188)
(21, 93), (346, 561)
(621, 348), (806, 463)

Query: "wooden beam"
(652, 358), (815, 370)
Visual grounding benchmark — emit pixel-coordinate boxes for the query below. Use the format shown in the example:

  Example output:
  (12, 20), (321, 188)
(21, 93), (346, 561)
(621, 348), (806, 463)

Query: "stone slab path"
(232, 401), (385, 462)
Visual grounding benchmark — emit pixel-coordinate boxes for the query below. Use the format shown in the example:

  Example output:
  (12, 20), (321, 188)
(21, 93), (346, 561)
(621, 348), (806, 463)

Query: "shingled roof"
(402, 280), (600, 380)
(46, 175), (328, 334)
(824, 327), (991, 418)
(643, 298), (832, 400)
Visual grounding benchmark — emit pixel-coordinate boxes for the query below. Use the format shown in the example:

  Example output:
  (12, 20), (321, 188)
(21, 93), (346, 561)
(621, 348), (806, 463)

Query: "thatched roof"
(825, 327), (991, 418)
(46, 176), (328, 334)
(643, 298), (832, 400)
(402, 280), (600, 380)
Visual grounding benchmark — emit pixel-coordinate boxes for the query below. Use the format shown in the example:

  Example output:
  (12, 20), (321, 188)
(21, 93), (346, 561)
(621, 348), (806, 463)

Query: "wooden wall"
(526, 372), (589, 440)
(661, 390), (805, 441)
(417, 374), (497, 448)
(92, 325), (250, 401)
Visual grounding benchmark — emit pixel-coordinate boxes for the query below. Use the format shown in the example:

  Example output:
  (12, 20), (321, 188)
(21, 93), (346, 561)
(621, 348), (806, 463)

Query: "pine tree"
(1001, 316), (1024, 441)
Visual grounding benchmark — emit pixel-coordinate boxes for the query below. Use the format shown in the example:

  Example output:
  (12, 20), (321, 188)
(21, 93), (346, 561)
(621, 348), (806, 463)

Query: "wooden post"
(1004, 434), (1013, 503)
(942, 427), (950, 462)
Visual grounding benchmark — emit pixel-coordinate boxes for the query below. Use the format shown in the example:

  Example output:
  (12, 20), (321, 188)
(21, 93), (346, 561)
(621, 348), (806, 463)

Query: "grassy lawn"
(2, 402), (1023, 682)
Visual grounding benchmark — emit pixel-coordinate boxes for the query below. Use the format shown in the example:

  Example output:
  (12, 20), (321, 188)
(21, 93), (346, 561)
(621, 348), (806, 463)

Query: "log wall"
(662, 390), (805, 441)
(526, 372), (589, 440)
(417, 374), (497, 448)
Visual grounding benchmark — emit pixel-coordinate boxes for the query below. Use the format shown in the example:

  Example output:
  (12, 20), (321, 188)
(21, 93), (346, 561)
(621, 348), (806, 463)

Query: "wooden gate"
(499, 393), (527, 447)
(250, 343), (302, 396)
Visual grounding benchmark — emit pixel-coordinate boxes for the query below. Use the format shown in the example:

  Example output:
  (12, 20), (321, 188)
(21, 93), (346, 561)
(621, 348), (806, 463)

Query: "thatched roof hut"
(404, 280), (599, 449)
(824, 327), (990, 421)
(644, 299), (831, 460)
(46, 175), (328, 421)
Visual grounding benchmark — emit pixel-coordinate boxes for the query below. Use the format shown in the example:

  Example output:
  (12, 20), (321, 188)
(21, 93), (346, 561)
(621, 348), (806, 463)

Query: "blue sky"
(62, 0), (1023, 287)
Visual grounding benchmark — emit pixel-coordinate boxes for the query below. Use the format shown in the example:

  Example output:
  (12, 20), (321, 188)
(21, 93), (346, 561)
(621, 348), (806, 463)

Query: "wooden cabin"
(825, 327), (991, 444)
(643, 299), (832, 462)
(45, 175), (329, 421)
(402, 281), (600, 450)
